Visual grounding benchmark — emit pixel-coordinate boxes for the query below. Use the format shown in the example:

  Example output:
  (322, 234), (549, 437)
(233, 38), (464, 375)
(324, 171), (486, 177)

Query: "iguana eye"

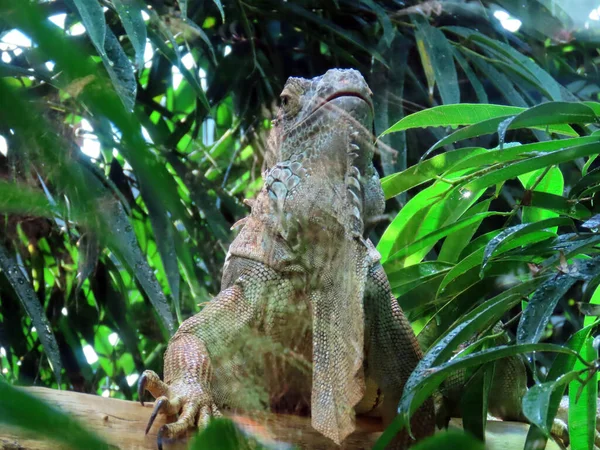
(279, 89), (300, 117)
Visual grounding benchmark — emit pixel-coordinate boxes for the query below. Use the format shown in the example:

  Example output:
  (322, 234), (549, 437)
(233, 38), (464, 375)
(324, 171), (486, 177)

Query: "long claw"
(146, 398), (166, 435)
(138, 372), (147, 406)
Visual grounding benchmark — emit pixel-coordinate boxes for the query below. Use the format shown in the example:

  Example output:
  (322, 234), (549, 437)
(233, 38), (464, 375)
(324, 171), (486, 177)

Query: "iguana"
(138, 68), (435, 449)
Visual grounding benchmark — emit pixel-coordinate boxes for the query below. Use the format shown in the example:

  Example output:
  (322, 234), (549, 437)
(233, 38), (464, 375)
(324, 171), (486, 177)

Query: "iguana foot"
(138, 370), (222, 450)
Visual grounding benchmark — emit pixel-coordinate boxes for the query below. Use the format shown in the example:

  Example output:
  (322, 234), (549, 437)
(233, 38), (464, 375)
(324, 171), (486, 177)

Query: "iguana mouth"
(317, 91), (374, 116)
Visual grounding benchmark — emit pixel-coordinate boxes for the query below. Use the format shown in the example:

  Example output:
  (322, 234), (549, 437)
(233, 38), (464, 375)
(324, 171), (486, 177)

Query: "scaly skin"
(139, 69), (435, 449)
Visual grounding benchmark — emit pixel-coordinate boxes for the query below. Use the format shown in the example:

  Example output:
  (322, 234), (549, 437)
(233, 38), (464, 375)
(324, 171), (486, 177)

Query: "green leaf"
(375, 343), (576, 449)
(382, 104), (524, 136)
(448, 136), (600, 175)
(468, 54), (527, 107)
(385, 261), (453, 292)
(395, 272), (448, 311)
(141, 185), (181, 323)
(460, 363), (494, 441)
(414, 18), (459, 105)
(524, 323), (594, 446)
(568, 337), (598, 450)
(481, 218), (572, 273)
(584, 284), (600, 327)
(188, 417), (277, 450)
(517, 273), (577, 344)
(387, 211), (505, 264)
(525, 192), (590, 221)
(0, 244), (63, 384)
(458, 142), (600, 198)
(382, 136), (600, 199)
(0, 381), (110, 449)
(113, 0), (148, 69)
(438, 199), (491, 263)
(518, 167), (564, 226)
(105, 28), (139, 110)
(570, 166), (600, 199)
(427, 102), (593, 156)
(378, 181), (450, 262)
(446, 27), (564, 101)
(412, 430), (485, 450)
(70, 0), (107, 59)
(453, 49), (488, 103)
(522, 371), (581, 435)
(103, 201), (175, 335)
(381, 146), (486, 198)
(69, 0), (136, 110)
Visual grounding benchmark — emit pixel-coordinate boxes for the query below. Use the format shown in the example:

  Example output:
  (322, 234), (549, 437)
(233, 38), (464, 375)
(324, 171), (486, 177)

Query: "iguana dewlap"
(138, 69), (435, 449)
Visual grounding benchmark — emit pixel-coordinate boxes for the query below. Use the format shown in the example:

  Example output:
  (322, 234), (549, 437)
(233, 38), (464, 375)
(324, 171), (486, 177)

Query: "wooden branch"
(0, 387), (561, 450)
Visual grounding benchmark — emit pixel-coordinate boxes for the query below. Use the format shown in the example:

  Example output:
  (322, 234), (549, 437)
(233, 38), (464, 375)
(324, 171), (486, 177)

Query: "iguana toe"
(138, 370), (169, 405)
(145, 397), (168, 434)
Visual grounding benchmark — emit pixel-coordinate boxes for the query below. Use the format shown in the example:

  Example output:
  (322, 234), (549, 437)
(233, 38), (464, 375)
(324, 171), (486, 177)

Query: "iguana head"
(269, 68), (375, 173)
(266, 69), (384, 238)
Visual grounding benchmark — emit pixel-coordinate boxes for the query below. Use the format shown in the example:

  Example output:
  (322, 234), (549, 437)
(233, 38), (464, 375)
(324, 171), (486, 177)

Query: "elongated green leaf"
(381, 147), (486, 198)
(69, 0), (135, 109)
(453, 49), (488, 103)
(385, 261), (453, 291)
(459, 142), (600, 198)
(438, 199), (491, 263)
(468, 54), (528, 107)
(570, 166), (600, 199)
(70, 0), (107, 59)
(524, 323), (594, 447)
(387, 212), (505, 264)
(396, 272), (447, 311)
(0, 244), (63, 384)
(519, 167), (564, 225)
(382, 136), (600, 199)
(375, 343), (576, 449)
(525, 191), (590, 220)
(523, 371), (581, 435)
(113, 0), (147, 69)
(517, 274), (577, 345)
(414, 18), (459, 105)
(0, 382), (110, 449)
(447, 136), (600, 176)
(104, 201), (175, 335)
(427, 102), (593, 156)
(382, 104), (524, 136)
(568, 337), (598, 450)
(460, 363), (493, 441)
(378, 181), (450, 262)
(481, 218), (572, 273)
(141, 184), (181, 322)
(446, 27), (564, 101)
(103, 27), (137, 111)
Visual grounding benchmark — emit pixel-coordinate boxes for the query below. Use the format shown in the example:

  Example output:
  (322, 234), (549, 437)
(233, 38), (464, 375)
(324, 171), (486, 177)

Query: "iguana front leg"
(139, 334), (220, 446)
(363, 263), (435, 447)
(139, 258), (281, 448)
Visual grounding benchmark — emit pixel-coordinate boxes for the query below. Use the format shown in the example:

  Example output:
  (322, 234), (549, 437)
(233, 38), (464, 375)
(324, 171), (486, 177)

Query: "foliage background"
(2, 0), (600, 448)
